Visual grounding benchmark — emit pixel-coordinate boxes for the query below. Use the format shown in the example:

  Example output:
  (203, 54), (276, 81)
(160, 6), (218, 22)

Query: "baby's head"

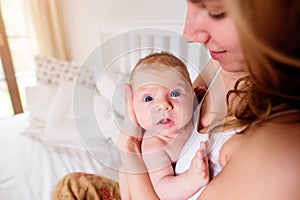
(129, 52), (192, 89)
(129, 52), (195, 134)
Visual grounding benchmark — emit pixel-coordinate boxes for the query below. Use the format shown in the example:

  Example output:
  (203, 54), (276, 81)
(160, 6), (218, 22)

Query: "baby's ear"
(124, 83), (133, 97)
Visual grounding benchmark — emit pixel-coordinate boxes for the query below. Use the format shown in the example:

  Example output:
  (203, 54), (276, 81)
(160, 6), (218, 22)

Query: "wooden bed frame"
(0, 10), (23, 115)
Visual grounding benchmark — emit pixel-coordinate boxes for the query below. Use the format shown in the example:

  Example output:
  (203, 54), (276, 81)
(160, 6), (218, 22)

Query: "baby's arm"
(186, 141), (210, 188)
(142, 141), (209, 200)
(119, 171), (130, 200)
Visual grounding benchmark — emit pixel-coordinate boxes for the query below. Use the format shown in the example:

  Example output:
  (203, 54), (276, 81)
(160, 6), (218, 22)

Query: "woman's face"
(184, 0), (246, 72)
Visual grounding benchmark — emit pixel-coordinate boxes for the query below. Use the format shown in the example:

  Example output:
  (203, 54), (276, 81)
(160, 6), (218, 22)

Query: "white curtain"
(26, 0), (70, 60)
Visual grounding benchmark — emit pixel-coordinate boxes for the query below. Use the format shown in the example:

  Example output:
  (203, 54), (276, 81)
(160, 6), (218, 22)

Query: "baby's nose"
(156, 100), (173, 111)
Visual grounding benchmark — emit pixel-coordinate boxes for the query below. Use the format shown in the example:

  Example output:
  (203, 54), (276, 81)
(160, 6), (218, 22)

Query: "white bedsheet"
(0, 113), (119, 200)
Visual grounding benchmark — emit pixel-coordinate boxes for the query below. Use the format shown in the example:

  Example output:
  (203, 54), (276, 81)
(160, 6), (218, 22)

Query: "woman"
(119, 0), (300, 199)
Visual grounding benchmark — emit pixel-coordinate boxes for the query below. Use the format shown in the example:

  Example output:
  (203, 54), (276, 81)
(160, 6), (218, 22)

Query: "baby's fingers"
(196, 141), (209, 177)
(197, 141), (209, 157)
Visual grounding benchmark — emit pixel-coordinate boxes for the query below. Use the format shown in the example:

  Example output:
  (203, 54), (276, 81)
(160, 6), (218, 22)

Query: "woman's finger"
(121, 83), (142, 138)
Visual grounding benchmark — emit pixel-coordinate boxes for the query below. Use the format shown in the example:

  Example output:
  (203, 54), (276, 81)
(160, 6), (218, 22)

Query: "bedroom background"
(0, 0), (187, 118)
(0, 1), (213, 199)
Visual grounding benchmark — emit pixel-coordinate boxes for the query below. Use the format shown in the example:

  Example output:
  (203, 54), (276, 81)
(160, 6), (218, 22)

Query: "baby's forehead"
(134, 82), (175, 91)
(130, 64), (190, 91)
(130, 63), (189, 82)
(133, 63), (181, 74)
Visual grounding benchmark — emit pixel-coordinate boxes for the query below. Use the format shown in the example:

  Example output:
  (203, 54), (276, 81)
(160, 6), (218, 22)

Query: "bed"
(0, 27), (210, 200)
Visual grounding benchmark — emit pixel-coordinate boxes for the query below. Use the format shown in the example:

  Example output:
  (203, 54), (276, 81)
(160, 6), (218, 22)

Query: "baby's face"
(131, 65), (194, 135)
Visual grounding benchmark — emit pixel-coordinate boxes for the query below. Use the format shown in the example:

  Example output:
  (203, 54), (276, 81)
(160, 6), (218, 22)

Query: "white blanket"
(0, 113), (119, 200)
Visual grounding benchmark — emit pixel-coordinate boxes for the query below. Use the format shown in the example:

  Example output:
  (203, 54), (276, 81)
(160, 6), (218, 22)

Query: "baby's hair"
(130, 52), (192, 85)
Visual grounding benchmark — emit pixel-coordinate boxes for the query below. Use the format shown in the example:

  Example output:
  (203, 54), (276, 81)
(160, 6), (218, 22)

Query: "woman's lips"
(209, 50), (226, 60)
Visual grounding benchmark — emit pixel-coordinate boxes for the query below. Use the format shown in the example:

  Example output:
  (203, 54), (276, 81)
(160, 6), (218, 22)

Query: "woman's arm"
(118, 84), (159, 200)
(118, 130), (159, 200)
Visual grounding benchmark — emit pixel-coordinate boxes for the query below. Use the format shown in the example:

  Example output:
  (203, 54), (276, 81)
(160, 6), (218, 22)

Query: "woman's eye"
(170, 91), (181, 98)
(144, 96), (153, 102)
(208, 12), (226, 20)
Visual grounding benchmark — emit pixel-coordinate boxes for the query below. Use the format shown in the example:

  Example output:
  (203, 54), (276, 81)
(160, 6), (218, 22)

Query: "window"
(0, 0), (38, 118)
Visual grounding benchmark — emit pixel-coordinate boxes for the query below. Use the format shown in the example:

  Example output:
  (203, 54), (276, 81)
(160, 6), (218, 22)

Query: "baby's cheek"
(179, 97), (194, 111)
(136, 110), (152, 129)
(180, 100), (194, 120)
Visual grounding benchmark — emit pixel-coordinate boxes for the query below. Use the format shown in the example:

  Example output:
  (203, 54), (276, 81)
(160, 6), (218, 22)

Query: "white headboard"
(96, 21), (210, 80)
(98, 20), (185, 42)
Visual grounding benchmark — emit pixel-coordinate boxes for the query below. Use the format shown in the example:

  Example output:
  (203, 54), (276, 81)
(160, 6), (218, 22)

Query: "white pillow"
(25, 85), (57, 129)
(43, 82), (81, 147)
(25, 54), (120, 149)
(43, 82), (119, 148)
(24, 55), (87, 142)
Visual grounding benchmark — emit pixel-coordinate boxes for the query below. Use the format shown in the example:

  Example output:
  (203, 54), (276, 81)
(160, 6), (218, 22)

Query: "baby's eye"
(144, 96), (153, 102)
(170, 91), (181, 98)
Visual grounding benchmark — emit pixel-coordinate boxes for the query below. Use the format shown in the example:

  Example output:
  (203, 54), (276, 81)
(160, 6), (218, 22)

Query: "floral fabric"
(52, 172), (120, 200)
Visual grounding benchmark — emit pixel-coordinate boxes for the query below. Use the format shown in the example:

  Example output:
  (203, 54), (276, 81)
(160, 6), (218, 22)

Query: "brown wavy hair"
(225, 0), (300, 127)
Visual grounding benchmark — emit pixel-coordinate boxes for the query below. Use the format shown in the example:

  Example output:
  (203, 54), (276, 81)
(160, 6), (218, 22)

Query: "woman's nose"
(183, 6), (210, 43)
(183, 28), (209, 43)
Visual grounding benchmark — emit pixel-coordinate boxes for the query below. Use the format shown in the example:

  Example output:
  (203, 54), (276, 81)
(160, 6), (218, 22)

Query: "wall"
(59, 0), (187, 64)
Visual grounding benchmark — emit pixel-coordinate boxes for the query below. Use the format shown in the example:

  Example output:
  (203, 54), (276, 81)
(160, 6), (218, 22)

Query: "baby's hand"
(188, 141), (210, 187)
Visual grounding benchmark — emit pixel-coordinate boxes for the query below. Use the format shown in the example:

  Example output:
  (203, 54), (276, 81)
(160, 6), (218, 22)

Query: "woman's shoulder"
(241, 122), (300, 195)
(249, 121), (300, 151)
(238, 121), (300, 193)
(240, 121), (300, 163)
(200, 121), (300, 199)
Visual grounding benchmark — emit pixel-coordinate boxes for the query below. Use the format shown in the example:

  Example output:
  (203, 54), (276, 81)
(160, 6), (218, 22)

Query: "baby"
(120, 52), (209, 200)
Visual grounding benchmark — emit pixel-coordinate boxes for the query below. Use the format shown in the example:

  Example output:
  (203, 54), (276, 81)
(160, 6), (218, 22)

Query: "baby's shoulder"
(141, 136), (168, 154)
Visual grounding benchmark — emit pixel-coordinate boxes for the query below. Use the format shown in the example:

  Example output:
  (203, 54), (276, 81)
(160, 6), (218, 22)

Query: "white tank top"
(175, 120), (240, 199)
(174, 67), (240, 199)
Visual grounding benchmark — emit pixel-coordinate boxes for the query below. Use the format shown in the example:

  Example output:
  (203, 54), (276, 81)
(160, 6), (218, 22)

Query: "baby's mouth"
(157, 118), (174, 128)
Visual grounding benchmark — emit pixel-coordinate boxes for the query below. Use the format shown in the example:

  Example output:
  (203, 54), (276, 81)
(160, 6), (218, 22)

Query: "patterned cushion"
(34, 55), (96, 89)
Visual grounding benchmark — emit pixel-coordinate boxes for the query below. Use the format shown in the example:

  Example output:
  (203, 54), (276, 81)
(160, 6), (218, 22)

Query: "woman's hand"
(118, 83), (146, 173)
(121, 84), (142, 139)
